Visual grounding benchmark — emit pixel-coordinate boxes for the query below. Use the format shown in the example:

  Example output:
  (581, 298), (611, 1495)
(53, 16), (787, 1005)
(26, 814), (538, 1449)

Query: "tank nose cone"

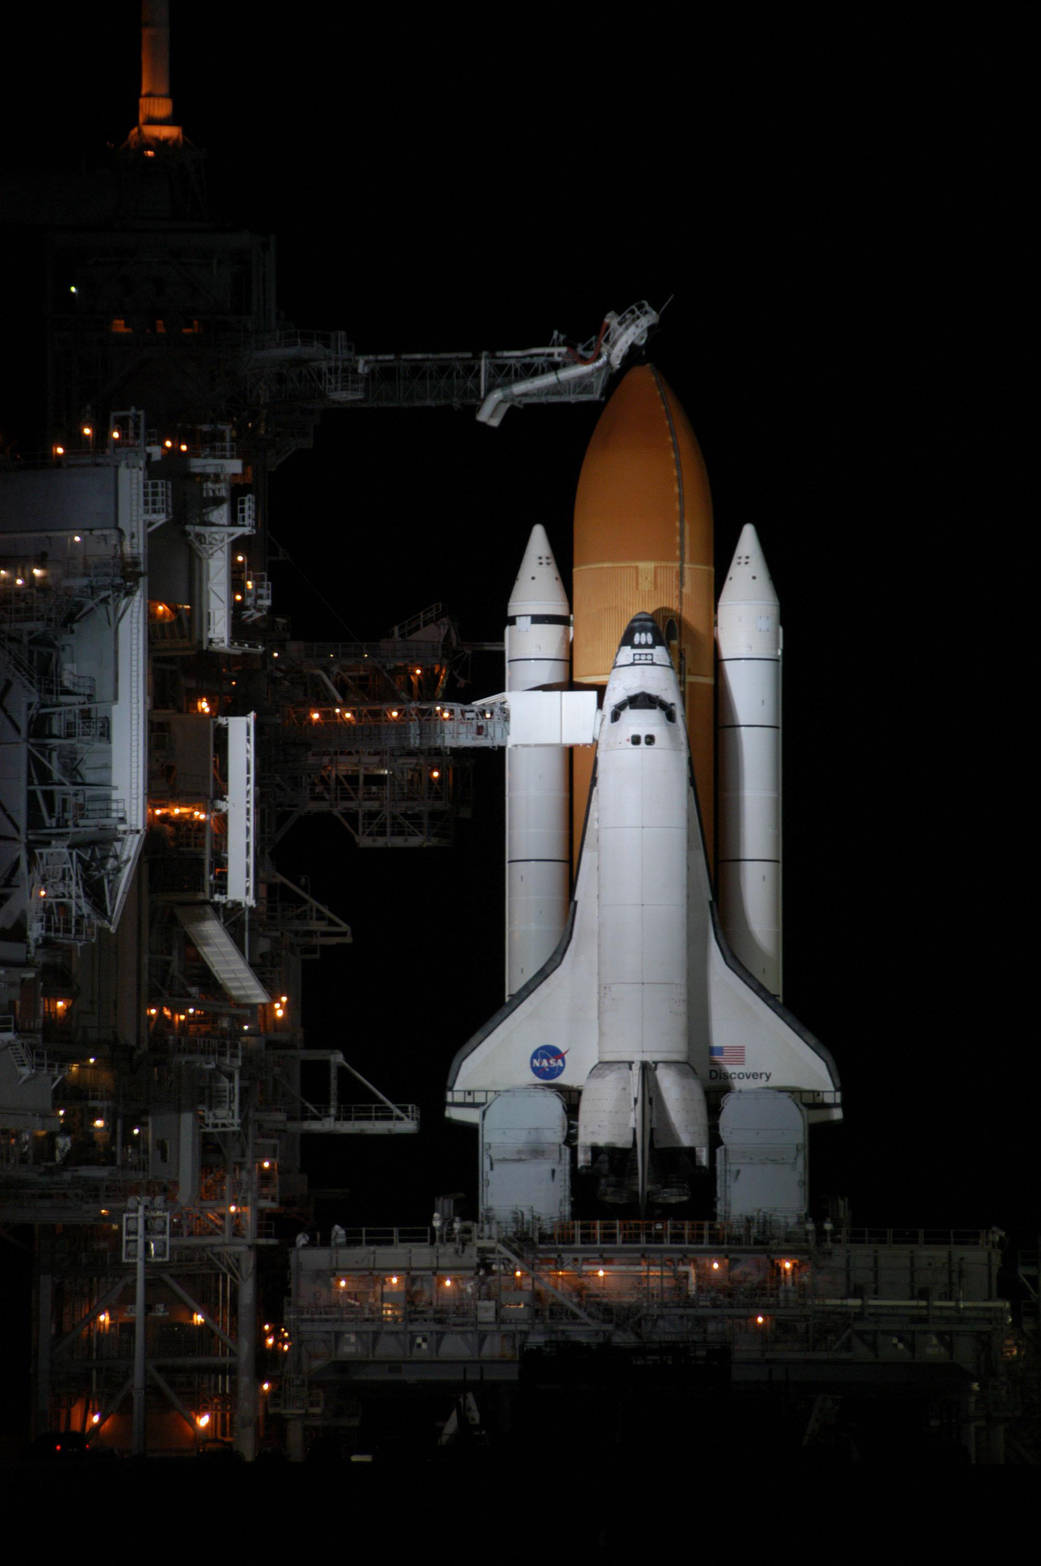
(618, 613), (666, 651)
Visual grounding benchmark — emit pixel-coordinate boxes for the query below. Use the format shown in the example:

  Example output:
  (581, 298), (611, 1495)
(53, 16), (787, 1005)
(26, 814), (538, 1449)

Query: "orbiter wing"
(446, 785), (603, 1124)
(447, 750), (840, 1125)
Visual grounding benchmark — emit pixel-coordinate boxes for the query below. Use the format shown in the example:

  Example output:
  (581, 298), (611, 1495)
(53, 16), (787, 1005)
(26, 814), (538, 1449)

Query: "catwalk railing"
(317, 1221), (995, 1250)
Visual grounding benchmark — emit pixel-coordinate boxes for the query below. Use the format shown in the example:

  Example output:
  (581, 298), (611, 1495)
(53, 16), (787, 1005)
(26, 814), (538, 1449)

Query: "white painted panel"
(718, 660), (780, 726)
(561, 690), (598, 745)
(225, 714), (255, 907)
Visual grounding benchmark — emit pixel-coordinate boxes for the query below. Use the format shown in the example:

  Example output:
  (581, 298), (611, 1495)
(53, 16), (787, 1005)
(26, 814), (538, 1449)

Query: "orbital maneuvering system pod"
(446, 366), (840, 1224)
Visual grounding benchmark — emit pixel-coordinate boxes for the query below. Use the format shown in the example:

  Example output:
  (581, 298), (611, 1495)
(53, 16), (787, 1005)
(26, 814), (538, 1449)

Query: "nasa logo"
(530, 1045), (566, 1081)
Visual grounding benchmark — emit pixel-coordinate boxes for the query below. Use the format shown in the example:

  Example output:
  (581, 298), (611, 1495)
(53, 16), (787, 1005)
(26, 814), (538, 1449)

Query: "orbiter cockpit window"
(610, 694), (677, 723)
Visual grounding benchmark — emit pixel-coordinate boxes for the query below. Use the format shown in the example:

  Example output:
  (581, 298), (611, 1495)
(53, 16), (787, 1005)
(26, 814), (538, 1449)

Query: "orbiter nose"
(615, 613), (667, 658)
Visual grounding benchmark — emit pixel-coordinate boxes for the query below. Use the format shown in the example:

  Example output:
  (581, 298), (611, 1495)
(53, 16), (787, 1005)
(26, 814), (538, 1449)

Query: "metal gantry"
(280, 1223), (1016, 1462)
(264, 626), (506, 848)
(243, 302), (660, 433)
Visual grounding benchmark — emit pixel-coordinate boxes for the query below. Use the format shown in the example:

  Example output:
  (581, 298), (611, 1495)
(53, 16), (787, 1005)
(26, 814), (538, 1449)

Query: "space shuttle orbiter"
(445, 365), (840, 1214)
(446, 610), (839, 1209)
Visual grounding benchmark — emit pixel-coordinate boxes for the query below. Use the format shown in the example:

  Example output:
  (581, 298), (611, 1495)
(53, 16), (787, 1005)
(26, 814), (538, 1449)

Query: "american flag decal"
(711, 1045), (746, 1065)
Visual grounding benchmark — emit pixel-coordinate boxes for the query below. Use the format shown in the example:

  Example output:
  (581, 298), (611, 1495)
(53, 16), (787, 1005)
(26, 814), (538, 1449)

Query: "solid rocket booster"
(717, 524), (783, 997)
(571, 365), (715, 866)
(505, 526), (571, 997)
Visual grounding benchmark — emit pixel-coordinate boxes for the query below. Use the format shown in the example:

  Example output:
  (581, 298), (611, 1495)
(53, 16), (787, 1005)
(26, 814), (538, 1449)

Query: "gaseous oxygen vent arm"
(476, 301), (659, 425)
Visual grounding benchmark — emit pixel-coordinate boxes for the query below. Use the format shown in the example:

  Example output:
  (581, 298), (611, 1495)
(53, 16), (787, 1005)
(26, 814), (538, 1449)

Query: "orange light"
(195, 1412), (211, 1429)
(54, 445), (65, 456)
(81, 425), (93, 437)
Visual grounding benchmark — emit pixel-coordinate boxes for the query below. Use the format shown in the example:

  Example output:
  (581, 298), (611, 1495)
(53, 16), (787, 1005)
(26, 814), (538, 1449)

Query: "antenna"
(127, 0), (183, 150)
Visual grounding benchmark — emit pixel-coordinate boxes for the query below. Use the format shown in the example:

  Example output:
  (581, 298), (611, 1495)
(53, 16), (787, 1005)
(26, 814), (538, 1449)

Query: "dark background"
(0, 8), (1027, 1236)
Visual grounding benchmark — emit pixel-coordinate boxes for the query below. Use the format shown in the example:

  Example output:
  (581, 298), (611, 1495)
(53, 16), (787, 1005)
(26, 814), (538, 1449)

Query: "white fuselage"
(596, 628), (688, 1063)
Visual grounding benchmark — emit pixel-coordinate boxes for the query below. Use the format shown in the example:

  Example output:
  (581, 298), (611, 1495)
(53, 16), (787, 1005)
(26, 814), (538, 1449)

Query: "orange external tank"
(571, 364), (715, 868)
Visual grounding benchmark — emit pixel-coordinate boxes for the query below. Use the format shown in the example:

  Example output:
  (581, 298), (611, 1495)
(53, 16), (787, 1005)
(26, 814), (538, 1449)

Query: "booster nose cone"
(718, 523), (778, 613)
(508, 523), (569, 619)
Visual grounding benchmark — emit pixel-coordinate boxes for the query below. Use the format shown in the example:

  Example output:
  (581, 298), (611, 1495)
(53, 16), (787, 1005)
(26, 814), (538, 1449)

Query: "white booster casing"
(577, 616), (709, 1174)
(717, 524), (783, 997)
(505, 525), (571, 998)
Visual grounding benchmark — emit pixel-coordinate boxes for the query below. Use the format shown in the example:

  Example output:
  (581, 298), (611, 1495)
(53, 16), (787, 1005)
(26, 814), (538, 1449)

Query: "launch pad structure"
(283, 1220), (1012, 1464)
(0, 4), (1033, 1466)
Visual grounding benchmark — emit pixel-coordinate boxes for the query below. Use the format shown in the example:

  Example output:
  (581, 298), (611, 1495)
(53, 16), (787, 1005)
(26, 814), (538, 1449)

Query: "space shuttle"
(446, 365), (840, 1216)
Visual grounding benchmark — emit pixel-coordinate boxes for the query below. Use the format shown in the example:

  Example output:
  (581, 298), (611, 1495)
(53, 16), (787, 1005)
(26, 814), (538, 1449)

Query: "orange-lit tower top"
(572, 364), (715, 861)
(126, 0), (183, 149)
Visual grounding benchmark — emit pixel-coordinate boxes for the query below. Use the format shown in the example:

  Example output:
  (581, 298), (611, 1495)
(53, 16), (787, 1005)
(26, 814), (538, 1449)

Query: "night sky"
(0, 10), (1026, 1236)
